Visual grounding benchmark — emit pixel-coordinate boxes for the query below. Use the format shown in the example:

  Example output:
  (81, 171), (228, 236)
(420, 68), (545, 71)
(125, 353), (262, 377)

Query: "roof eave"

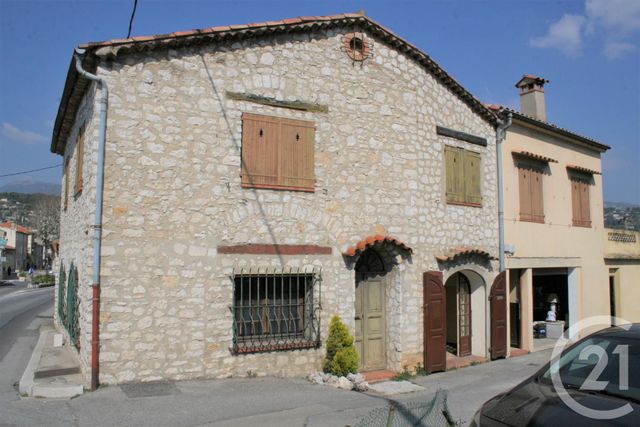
(503, 110), (610, 153)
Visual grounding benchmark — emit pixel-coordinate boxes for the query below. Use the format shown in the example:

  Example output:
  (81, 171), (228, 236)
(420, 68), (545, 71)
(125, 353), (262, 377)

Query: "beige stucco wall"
(57, 26), (500, 385)
(503, 121), (609, 348)
(604, 228), (640, 323)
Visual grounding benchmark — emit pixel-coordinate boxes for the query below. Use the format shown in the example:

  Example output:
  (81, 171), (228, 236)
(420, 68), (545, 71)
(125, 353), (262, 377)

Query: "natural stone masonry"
(55, 23), (499, 386)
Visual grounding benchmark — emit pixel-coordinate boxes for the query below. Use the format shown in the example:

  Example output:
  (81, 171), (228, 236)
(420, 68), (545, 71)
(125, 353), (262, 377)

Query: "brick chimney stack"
(515, 75), (549, 122)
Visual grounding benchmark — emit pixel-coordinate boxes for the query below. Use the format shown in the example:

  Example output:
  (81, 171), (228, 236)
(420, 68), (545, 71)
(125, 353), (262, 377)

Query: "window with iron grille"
(231, 267), (321, 354)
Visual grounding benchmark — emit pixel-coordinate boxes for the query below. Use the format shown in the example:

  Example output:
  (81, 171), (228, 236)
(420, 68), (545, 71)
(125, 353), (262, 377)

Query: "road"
(0, 280), (53, 407)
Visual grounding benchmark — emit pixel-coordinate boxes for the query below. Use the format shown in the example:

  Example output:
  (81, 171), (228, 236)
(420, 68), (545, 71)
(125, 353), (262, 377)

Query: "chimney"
(515, 75), (549, 121)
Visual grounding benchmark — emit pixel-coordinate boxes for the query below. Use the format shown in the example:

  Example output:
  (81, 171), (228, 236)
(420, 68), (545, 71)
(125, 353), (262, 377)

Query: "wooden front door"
(490, 272), (507, 359)
(424, 271), (446, 373)
(355, 277), (386, 370)
(458, 276), (472, 356)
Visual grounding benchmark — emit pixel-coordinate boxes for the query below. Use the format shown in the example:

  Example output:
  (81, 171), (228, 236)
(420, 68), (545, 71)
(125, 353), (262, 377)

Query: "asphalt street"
(0, 280), (54, 410)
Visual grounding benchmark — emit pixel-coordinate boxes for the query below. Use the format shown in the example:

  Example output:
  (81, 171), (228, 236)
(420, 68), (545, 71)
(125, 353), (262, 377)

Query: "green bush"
(33, 274), (55, 285)
(323, 315), (359, 376)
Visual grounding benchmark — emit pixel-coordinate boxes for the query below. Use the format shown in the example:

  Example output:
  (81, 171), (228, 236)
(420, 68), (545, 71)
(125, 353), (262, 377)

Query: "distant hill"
(0, 179), (60, 195)
(0, 192), (60, 230)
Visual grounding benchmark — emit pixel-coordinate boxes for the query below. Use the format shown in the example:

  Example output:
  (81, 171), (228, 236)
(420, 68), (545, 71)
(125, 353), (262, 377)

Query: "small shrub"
(33, 274), (55, 285)
(415, 363), (427, 376)
(394, 365), (413, 381)
(323, 315), (359, 376)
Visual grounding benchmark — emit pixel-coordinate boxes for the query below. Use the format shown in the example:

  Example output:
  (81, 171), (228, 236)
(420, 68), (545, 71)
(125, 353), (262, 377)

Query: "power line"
(127, 0), (139, 39)
(0, 164), (62, 178)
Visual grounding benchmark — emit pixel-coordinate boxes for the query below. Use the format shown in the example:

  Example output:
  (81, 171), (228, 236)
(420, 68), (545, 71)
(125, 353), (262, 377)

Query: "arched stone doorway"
(354, 249), (387, 371)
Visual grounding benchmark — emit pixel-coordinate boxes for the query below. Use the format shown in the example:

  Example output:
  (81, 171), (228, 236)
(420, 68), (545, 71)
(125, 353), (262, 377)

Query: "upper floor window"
(74, 124), (85, 196)
(570, 175), (591, 228)
(241, 113), (315, 192)
(517, 163), (544, 223)
(444, 146), (482, 206)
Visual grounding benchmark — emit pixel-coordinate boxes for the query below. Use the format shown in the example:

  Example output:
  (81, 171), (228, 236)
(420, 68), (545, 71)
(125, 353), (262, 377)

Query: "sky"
(0, 0), (639, 203)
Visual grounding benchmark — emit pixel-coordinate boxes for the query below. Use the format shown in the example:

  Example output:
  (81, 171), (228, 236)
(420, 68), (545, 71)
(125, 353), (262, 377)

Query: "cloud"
(603, 41), (636, 59)
(530, 14), (586, 57)
(1, 122), (47, 144)
(531, 0), (640, 59)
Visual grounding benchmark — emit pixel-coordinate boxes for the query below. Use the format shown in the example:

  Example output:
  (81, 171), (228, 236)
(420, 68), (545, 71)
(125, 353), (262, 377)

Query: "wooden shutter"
(241, 113), (280, 188)
(518, 166), (532, 221)
(74, 125), (85, 195)
(464, 150), (482, 205)
(64, 160), (70, 211)
(445, 146), (463, 203)
(241, 113), (315, 192)
(571, 177), (591, 227)
(580, 181), (591, 227)
(531, 168), (544, 222)
(279, 117), (315, 190)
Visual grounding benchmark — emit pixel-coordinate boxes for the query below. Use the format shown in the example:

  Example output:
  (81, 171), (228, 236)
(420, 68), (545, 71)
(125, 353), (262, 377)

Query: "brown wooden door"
(458, 277), (471, 356)
(490, 272), (507, 360)
(424, 271), (446, 373)
(355, 278), (385, 370)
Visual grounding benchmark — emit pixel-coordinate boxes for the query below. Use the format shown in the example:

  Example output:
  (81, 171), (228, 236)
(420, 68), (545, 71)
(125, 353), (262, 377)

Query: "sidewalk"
(18, 321), (84, 399)
(7, 338), (552, 426)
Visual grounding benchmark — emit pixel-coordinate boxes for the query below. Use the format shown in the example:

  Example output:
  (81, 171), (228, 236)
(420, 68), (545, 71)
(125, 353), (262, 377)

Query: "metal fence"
(231, 267), (321, 354)
(355, 390), (454, 427)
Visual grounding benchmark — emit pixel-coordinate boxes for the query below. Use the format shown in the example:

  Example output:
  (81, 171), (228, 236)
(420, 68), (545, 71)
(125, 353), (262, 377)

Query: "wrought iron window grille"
(230, 266), (322, 354)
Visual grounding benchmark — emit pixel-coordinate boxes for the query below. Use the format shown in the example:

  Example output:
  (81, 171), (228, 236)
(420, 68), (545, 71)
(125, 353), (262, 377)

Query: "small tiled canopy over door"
(490, 272), (507, 360)
(424, 271), (446, 373)
(241, 113), (315, 192)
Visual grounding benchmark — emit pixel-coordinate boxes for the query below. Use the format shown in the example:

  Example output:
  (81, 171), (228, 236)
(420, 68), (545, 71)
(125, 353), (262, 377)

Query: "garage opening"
(532, 268), (568, 350)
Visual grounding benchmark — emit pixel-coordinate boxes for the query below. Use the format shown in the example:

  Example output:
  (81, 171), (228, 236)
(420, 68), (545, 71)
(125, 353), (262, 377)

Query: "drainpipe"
(74, 48), (108, 391)
(495, 111), (512, 273)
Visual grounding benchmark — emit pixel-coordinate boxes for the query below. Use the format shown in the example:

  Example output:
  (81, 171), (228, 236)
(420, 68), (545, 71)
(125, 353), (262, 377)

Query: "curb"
(18, 329), (84, 399)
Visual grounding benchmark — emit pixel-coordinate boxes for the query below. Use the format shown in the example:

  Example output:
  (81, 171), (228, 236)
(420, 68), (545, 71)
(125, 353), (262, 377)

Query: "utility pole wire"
(0, 164), (62, 178)
(127, 0), (139, 39)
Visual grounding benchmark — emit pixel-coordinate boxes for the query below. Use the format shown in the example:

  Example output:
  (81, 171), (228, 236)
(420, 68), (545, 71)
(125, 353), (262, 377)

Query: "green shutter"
(464, 150), (482, 205)
(445, 146), (464, 203)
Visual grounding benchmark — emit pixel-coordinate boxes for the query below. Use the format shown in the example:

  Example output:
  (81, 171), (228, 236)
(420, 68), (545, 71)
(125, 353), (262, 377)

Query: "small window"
(571, 176), (591, 227)
(241, 113), (315, 192)
(445, 146), (482, 206)
(344, 32), (371, 61)
(518, 163), (544, 223)
(232, 268), (321, 354)
(74, 124), (85, 196)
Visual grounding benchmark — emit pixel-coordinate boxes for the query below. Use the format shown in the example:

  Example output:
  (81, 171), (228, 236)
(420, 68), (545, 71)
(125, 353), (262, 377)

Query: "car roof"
(592, 323), (640, 340)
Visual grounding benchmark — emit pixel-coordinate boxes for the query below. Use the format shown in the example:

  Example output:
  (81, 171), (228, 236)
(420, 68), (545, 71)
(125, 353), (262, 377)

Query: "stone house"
(51, 13), (505, 386)
(0, 221), (32, 277)
(490, 76), (611, 353)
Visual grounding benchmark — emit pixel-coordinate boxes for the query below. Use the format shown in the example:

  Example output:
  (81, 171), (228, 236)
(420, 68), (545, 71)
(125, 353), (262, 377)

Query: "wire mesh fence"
(355, 390), (454, 427)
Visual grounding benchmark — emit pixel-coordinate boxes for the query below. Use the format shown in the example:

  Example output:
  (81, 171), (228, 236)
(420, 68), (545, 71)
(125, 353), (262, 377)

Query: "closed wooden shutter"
(74, 125), (85, 194)
(445, 146), (463, 203)
(64, 160), (70, 211)
(464, 150), (482, 205)
(279, 117), (315, 189)
(241, 113), (315, 191)
(571, 177), (591, 227)
(518, 166), (532, 221)
(531, 168), (544, 222)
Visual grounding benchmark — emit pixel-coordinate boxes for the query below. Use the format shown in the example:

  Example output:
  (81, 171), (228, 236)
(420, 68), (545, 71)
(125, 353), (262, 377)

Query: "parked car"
(471, 324), (640, 426)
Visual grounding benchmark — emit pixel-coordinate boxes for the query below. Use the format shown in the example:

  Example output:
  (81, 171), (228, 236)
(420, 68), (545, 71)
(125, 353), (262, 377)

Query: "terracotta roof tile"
(566, 164), (601, 175)
(435, 247), (496, 262)
(512, 150), (558, 163)
(344, 234), (412, 257)
(0, 221), (32, 234)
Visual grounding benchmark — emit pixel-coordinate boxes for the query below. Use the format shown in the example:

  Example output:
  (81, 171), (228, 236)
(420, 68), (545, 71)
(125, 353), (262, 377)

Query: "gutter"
(495, 112), (512, 273)
(74, 48), (108, 391)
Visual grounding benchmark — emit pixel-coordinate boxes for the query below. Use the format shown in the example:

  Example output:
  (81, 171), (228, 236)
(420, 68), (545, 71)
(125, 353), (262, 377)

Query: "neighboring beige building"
(604, 228), (640, 323)
(492, 76), (611, 353)
(51, 14), (507, 386)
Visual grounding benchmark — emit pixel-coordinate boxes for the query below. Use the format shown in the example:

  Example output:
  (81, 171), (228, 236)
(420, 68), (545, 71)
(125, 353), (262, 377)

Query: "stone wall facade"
(57, 24), (499, 385)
